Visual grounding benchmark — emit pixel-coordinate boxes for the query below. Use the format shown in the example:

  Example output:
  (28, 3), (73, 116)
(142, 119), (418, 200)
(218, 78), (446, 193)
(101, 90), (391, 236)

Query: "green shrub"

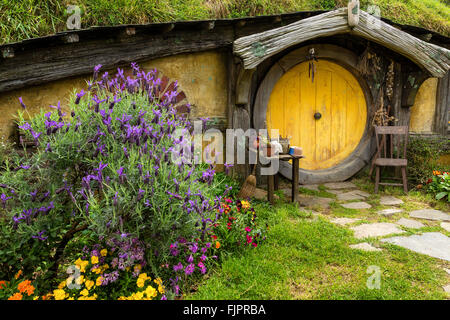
(0, 63), (229, 293)
(428, 172), (450, 202)
(406, 135), (449, 184)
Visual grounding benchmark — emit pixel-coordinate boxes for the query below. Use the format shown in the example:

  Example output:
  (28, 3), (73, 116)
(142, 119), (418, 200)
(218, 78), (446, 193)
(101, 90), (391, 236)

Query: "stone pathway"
(342, 202), (372, 210)
(396, 218), (425, 229)
(351, 223), (405, 239)
(284, 180), (450, 265)
(441, 222), (450, 232)
(381, 233), (450, 262)
(378, 208), (403, 217)
(409, 209), (450, 222)
(330, 217), (361, 226)
(379, 196), (404, 206)
(349, 242), (382, 252)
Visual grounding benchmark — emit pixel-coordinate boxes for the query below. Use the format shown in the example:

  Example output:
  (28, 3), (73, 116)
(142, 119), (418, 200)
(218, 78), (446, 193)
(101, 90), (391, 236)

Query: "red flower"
(212, 235), (218, 240)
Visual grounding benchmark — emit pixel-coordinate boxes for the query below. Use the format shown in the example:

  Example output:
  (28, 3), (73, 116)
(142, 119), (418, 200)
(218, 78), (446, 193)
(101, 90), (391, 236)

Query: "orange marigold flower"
(17, 280), (31, 293)
(14, 270), (23, 279)
(8, 292), (23, 300)
(215, 241), (221, 249)
(0, 280), (7, 289)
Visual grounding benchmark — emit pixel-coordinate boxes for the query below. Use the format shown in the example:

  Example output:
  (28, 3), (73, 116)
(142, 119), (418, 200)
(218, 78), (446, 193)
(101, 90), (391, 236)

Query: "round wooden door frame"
(253, 44), (373, 184)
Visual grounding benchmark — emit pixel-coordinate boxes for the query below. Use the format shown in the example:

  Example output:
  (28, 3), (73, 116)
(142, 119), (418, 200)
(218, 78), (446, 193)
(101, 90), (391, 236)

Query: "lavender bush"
(0, 63), (230, 290)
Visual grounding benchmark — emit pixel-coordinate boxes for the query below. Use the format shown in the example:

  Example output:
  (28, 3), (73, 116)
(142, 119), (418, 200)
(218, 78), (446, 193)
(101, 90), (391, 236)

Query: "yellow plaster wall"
(409, 78), (438, 134)
(0, 50), (228, 140)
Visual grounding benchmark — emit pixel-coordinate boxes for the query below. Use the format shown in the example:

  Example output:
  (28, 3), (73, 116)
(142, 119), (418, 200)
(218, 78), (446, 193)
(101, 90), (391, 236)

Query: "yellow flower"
(53, 289), (66, 300)
(92, 268), (101, 274)
(75, 275), (84, 285)
(136, 277), (146, 288)
(139, 273), (150, 281)
(241, 200), (251, 209)
(100, 249), (107, 257)
(91, 256), (99, 265)
(58, 280), (66, 289)
(158, 285), (165, 294)
(75, 259), (89, 273)
(101, 264), (109, 271)
(145, 285), (157, 299)
(85, 280), (94, 290)
(96, 276), (103, 286)
(134, 291), (144, 300)
(133, 264), (142, 273)
(80, 289), (89, 296)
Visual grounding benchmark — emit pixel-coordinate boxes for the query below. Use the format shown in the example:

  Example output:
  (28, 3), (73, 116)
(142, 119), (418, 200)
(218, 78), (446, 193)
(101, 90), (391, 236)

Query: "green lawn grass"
(1, 0), (449, 45)
(187, 180), (450, 300)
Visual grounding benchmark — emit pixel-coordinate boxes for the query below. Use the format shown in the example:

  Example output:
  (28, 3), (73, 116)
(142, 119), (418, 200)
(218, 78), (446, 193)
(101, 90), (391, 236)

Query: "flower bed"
(0, 63), (265, 300)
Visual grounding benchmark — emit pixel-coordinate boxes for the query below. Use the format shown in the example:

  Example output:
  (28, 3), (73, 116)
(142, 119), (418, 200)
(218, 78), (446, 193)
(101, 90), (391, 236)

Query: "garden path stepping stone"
(396, 218), (425, 229)
(381, 232), (450, 262)
(444, 284), (450, 294)
(379, 196), (404, 206)
(298, 195), (333, 209)
(341, 202), (372, 210)
(337, 192), (366, 201)
(300, 184), (320, 192)
(352, 190), (371, 198)
(327, 190), (345, 195)
(330, 217), (361, 226)
(349, 242), (382, 252)
(378, 208), (403, 217)
(323, 182), (356, 190)
(351, 223), (405, 239)
(441, 222), (450, 232)
(409, 209), (450, 222)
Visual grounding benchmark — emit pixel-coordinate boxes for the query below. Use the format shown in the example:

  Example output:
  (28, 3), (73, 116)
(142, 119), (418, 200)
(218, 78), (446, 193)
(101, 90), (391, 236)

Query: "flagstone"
(337, 192), (366, 201)
(341, 202), (372, 210)
(441, 222), (450, 232)
(300, 184), (320, 192)
(351, 223), (405, 239)
(378, 208), (403, 217)
(330, 217), (361, 226)
(349, 242), (382, 252)
(396, 218), (425, 229)
(323, 182), (357, 190)
(409, 209), (450, 222)
(379, 196), (404, 206)
(381, 232), (450, 262)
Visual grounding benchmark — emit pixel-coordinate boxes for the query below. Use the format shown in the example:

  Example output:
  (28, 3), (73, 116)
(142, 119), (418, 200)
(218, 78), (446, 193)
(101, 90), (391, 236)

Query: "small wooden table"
(254, 150), (304, 204)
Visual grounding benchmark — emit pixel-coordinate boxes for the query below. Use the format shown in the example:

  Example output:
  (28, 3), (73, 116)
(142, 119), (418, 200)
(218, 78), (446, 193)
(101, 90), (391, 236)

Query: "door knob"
(314, 112), (322, 120)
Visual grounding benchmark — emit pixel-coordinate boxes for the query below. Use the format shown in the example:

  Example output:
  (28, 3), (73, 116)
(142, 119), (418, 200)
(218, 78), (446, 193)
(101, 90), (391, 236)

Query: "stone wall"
(0, 50), (228, 141)
(409, 78), (438, 134)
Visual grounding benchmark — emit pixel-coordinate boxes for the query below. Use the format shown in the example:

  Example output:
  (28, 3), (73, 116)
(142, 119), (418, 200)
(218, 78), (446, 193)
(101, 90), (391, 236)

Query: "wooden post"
(267, 174), (275, 204)
(292, 158), (299, 203)
(348, 0), (360, 28)
(274, 173), (279, 191)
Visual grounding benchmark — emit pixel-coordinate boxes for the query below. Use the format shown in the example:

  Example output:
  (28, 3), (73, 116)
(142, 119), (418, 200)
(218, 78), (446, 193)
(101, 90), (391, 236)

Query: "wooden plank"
(0, 26), (235, 93)
(292, 158), (300, 203)
(434, 71), (450, 135)
(233, 8), (450, 77)
(267, 174), (275, 204)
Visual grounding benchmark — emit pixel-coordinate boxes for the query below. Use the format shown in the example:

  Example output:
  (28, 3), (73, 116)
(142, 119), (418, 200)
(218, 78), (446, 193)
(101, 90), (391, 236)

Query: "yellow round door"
(267, 60), (367, 171)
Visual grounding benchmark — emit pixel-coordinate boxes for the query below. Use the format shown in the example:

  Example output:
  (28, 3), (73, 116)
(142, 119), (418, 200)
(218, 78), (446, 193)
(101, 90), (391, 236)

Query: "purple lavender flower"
(18, 97), (27, 109)
(32, 230), (48, 241)
(117, 167), (127, 184)
(185, 263), (195, 275)
(0, 193), (12, 208)
(173, 262), (183, 272)
(93, 64), (102, 80)
(75, 90), (86, 104)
